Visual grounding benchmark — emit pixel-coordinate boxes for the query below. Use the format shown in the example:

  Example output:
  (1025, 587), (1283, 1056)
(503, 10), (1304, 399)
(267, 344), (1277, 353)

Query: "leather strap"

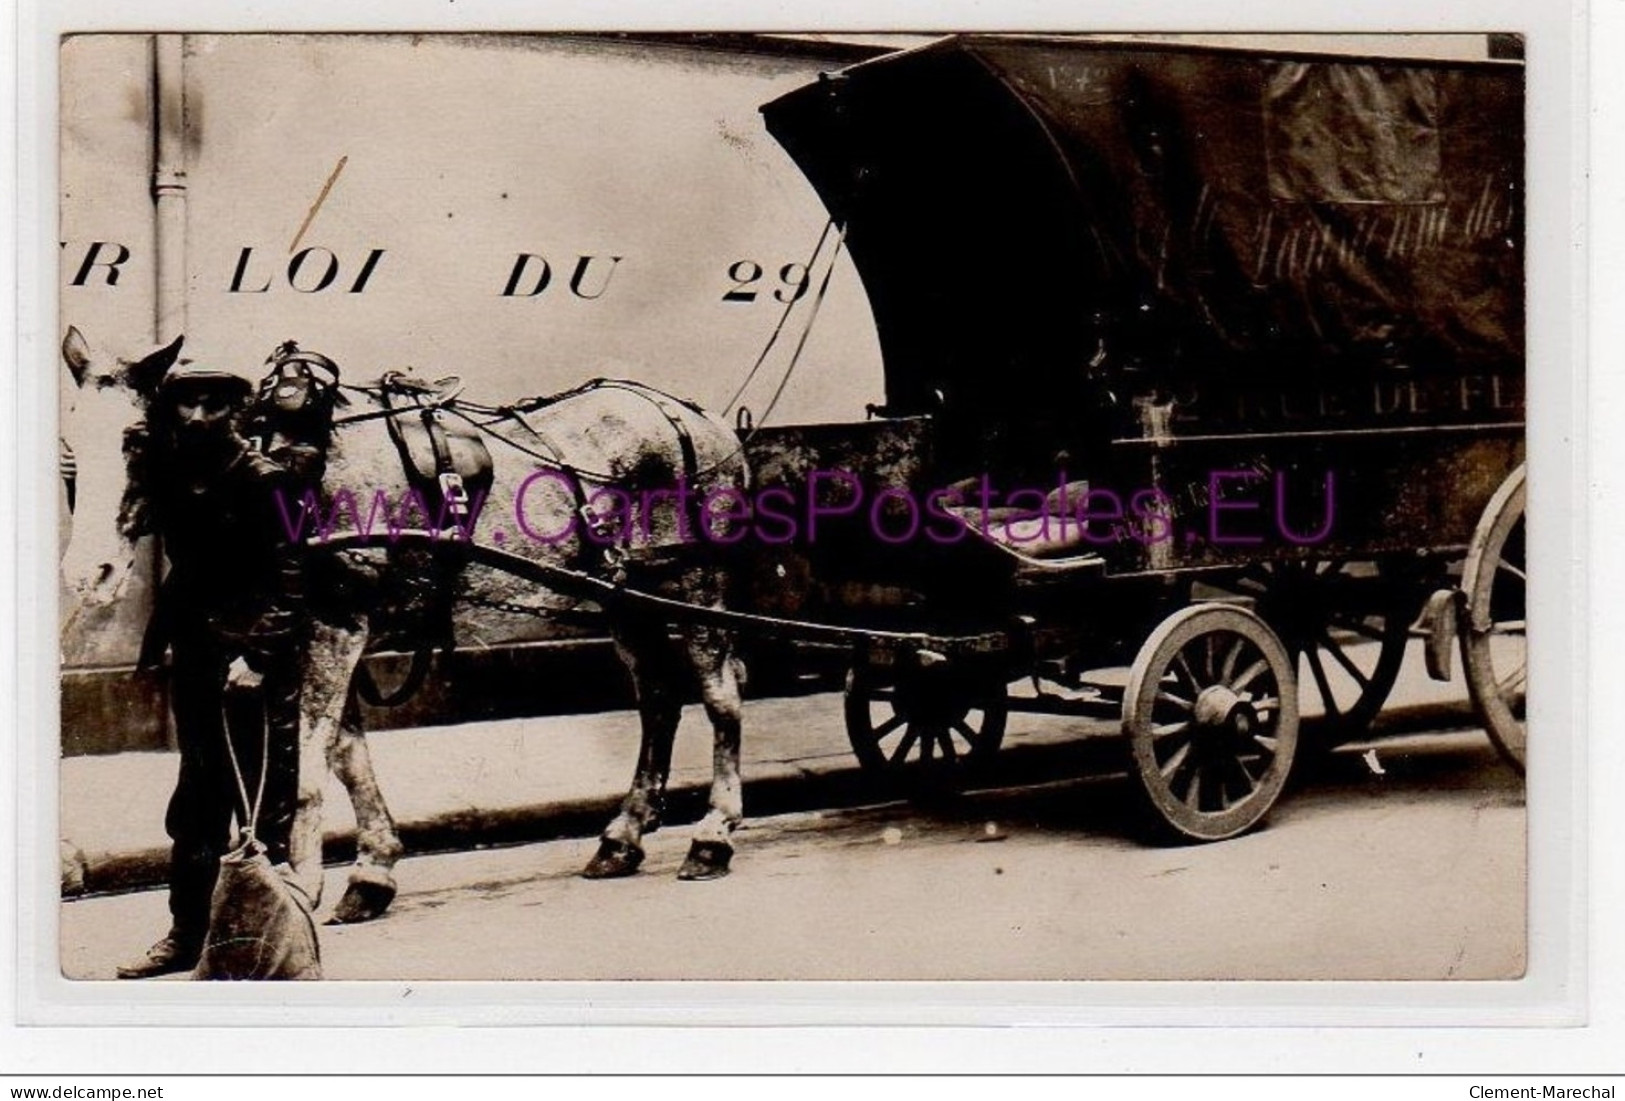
(420, 407), (470, 519)
(498, 407), (613, 567)
(588, 380), (707, 539)
(500, 407), (592, 516)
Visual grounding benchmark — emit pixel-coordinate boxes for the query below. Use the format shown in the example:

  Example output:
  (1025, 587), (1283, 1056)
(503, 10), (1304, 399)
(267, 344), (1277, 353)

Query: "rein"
(721, 219), (837, 415)
(319, 376), (720, 710)
(325, 218), (845, 488)
(330, 376), (719, 488)
(220, 704), (270, 848)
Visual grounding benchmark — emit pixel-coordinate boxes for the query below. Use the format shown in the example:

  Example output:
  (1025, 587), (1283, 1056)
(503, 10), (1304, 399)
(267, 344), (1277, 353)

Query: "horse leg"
(581, 620), (682, 879)
(676, 621), (744, 882)
(290, 617), (369, 909)
(325, 693), (404, 924)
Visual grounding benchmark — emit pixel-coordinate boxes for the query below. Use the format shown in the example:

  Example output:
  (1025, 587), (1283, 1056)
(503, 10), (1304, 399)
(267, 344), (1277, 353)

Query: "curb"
(61, 699), (1488, 899)
(64, 756), (875, 900)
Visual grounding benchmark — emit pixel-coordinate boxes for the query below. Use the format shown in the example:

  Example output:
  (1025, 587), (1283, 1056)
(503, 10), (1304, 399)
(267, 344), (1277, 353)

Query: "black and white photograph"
(50, 29), (1535, 987)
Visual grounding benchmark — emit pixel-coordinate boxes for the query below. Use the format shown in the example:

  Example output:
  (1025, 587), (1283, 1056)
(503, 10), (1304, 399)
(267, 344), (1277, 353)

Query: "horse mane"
(116, 420), (155, 540)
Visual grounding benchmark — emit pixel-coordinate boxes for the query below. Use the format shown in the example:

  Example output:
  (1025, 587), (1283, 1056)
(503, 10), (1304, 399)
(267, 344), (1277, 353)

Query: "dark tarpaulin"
(1263, 62), (1445, 204)
(761, 36), (1523, 472)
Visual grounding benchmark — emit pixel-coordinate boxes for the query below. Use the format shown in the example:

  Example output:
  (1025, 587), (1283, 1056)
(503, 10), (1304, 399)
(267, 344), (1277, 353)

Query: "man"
(117, 358), (307, 979)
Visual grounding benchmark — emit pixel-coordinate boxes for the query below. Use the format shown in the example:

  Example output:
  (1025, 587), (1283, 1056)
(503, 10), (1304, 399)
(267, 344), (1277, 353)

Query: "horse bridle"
(259, 345), (342, 414)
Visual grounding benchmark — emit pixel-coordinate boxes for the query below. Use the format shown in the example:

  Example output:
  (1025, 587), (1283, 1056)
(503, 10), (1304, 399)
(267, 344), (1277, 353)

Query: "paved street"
(61, 649), (1526, 982)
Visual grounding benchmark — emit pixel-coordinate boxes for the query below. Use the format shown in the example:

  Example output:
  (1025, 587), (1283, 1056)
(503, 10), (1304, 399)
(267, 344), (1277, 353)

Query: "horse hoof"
(326, 878), (397, 924)
(677, 841), (733, 881)
(582, 838), (644, 880)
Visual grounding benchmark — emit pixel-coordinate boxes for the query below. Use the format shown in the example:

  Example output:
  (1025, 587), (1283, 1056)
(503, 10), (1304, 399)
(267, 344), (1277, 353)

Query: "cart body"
(759, 36), (1525, 576)
(732, 37), (1530, 833)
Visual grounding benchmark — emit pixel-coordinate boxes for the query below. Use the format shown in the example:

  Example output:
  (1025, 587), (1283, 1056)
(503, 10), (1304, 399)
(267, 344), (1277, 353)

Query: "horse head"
(59, 326), (183, 607)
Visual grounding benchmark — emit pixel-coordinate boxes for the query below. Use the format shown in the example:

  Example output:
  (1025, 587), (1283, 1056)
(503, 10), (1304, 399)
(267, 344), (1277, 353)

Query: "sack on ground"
(192, 841), (322, 981)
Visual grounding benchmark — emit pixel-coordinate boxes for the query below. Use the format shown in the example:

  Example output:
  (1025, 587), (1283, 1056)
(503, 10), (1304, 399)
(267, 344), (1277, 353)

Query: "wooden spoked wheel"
(844, 663), (1008, 784)
(1123, 604), (1300, 842)
(1235, 560), (1413, 744)
(1460, 465), (1527, 773)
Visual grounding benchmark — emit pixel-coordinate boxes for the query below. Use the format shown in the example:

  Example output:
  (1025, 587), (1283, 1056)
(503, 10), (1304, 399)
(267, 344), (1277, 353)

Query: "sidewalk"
(59, 647), (1482, 901)
(58, 691), (873, 899)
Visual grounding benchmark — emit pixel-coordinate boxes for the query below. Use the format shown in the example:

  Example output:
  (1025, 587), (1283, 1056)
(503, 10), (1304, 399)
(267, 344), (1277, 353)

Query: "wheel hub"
(1193, 684), (1258, 740)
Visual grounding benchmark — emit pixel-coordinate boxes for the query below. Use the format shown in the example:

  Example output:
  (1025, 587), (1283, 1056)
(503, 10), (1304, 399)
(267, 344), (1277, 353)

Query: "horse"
(59, 327), (752, 922)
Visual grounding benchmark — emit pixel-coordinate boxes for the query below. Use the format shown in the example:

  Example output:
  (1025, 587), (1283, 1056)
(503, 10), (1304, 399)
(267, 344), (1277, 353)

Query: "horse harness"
(324, 373), (709, 555)
(373, 372), (491, 529)
(492, 379), (709, 556)
(318, 372), (712, 705)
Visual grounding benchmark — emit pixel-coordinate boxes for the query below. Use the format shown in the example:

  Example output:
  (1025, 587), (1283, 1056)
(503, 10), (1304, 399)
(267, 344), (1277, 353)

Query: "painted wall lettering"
(502, 253), (552, 297)
(503, 253), (623, 299)
(66, 241), (132, 287)
(568, 254), (622, 300)
(722, 260), (810, 303)
(228, 246), (387, 293)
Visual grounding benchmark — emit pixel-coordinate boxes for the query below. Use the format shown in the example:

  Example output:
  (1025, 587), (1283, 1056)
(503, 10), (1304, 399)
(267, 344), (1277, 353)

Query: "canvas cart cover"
(761, 37), (1524, 428)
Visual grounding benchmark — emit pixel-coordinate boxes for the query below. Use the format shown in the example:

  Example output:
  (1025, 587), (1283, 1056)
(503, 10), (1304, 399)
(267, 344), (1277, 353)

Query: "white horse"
(60, 327), (753, 922)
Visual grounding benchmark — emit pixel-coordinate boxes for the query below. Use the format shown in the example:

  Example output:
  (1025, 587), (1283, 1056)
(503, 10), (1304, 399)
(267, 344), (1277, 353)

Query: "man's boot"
(115, 930), (203, 979)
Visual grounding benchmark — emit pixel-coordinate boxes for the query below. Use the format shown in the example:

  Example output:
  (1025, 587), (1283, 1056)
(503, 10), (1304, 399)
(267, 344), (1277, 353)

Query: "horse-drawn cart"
(734, 35), (1527, 839)
(347, 36), (1526, 848)
(58, 34), (1529, 925)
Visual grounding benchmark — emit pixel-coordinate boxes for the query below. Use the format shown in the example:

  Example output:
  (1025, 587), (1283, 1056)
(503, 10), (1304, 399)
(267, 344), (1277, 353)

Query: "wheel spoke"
(848, 670), (1006, 782)
(1183, 767), (1203, 810)
(1155, 689), (1194, 712)
(1152, 720), (1192, 738)
(1221, 753), (1254, 806)
(1488, 619), (1526, 635)
(1320, 629), (1373, 689)
(1252, 732), (1279, 755)
(1219, 637), (1243, 684)
(873, 712), (906, 739)
(1158, 738), (1193, 780)
(1232, 657), (1270, 694)
(1496, 558), (1527, 583)
(1173, 652), (1203, 694)
(1305, 648), (1339, 716)
(889, 725), (919, 766)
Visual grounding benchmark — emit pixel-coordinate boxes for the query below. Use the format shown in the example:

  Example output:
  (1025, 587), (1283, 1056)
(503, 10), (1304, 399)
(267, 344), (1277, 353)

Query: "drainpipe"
(150, 33), (187, 749)
(152, 34), (187, 342)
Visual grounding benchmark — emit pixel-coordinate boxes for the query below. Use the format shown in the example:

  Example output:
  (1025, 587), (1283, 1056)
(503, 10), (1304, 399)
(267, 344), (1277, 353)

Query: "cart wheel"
(1238, 560), (1413, 744)
(1461, 465), (1527, 773)
(844, 663), (1008, 785)
(1123, 603), (1299, 843)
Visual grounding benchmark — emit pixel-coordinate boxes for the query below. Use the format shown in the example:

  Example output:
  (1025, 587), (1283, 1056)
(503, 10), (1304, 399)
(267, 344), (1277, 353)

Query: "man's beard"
(168, 421), (242, 469)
